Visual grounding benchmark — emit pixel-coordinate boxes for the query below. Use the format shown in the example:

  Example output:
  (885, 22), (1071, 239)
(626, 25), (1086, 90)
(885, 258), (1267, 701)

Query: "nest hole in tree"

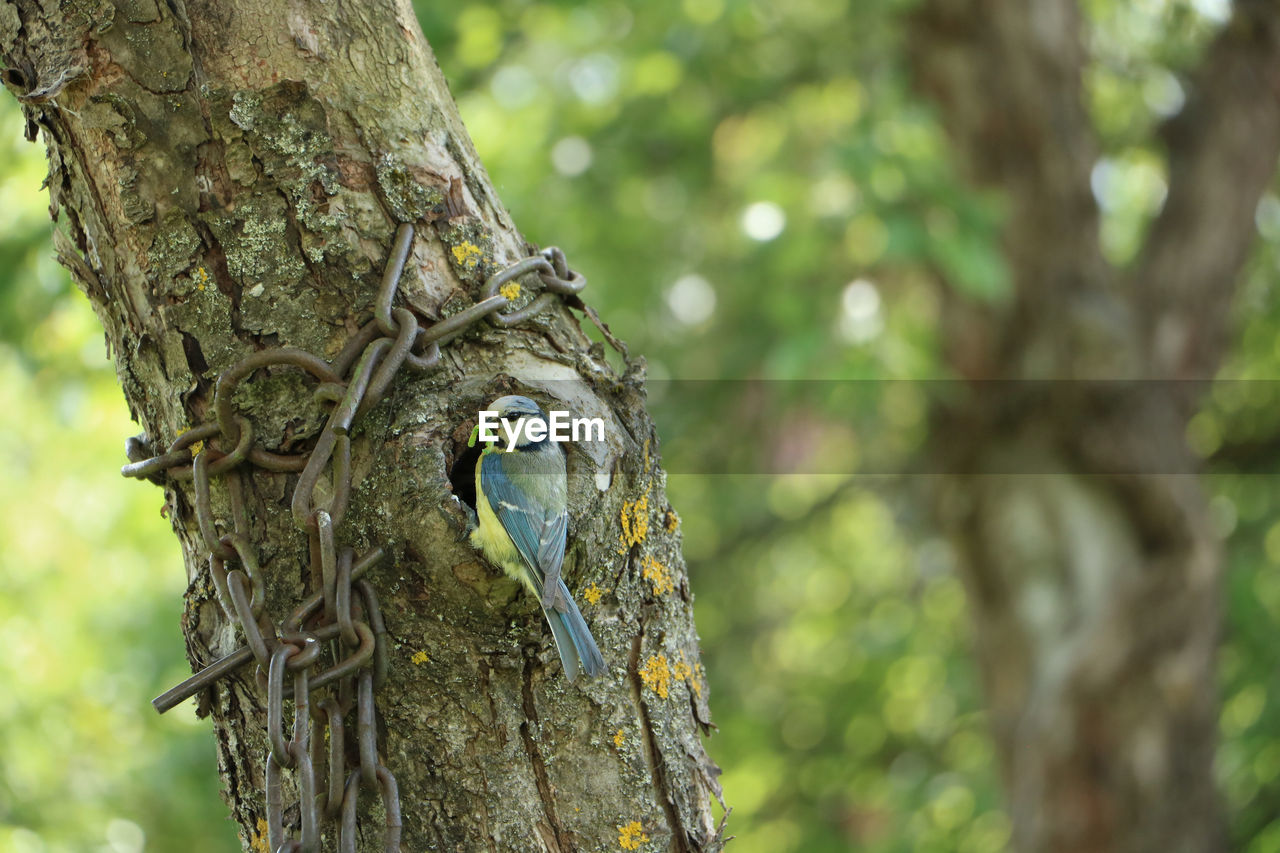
(448, 437), (483, 512)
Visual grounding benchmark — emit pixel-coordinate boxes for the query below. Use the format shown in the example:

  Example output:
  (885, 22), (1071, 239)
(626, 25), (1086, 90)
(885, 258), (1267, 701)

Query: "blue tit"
(468, 395), (606, 681)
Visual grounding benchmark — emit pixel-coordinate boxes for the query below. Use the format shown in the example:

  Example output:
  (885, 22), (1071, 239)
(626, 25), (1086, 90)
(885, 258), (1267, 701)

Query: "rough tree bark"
(911, 2), (1280, 851)
(1, 1), (723, 850)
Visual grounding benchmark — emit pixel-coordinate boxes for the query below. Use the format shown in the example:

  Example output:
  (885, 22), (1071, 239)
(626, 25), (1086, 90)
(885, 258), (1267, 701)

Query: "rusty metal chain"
(124, 223), (587, 852)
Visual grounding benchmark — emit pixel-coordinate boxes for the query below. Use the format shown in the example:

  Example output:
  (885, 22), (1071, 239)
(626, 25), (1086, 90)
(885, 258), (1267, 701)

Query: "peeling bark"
(911, 2), (1280, 851)
(1, 1), (723, 849)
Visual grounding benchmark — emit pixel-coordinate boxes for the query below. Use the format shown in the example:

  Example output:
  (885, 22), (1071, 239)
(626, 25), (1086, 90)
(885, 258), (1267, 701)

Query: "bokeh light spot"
(666, 274), (717, 326)
(105, 818), (145, 853)
(741, 201), (786, 241)
(550, 136), (593, 176)
(1256, 195), (1280, 242)
(1191, 0), (1231, 23)
(490, 65), (538, 109)
(568, 53), (620, 104)
(1142, 68), (1185, 117)
(838, 278), (883, 344)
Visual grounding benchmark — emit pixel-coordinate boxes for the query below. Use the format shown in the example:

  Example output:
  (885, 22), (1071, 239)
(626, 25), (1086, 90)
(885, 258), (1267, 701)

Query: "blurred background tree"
(3, 0), (1280, 851)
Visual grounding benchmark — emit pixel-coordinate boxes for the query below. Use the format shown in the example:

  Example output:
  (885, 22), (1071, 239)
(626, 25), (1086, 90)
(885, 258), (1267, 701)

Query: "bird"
(468, 395), (606, 681)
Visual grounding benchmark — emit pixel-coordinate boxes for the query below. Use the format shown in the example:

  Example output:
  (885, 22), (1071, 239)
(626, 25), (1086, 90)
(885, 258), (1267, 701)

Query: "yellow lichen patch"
(499, 281), (521, 301)
(664, 510), (679, 533)
(175, 426), (204, 457)
(672, 657), (692, 684)
(640, 654), (671, 699)
(410, 650), (429, 665)
(620, 491), (650, 548)
(641, 554), (673, 597)
(249, 818), (270, 853)
(194, 265), (210, 291)
(689, 668), (704, 698)
(451, 240), (483, 270)
(671, 652), (704, 697)
(584, 582), (604, 605)
(613, 728), (626, 748)
(618, 820), (649, 850)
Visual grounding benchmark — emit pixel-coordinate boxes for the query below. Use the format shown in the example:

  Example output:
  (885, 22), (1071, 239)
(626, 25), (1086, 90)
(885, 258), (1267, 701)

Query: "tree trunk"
(1, 1), (723, 850)
(911, 2), (1280, 851)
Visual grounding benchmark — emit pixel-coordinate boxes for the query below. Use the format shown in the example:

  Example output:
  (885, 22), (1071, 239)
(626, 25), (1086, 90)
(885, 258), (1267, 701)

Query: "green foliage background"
(3, 1), (1279, 850)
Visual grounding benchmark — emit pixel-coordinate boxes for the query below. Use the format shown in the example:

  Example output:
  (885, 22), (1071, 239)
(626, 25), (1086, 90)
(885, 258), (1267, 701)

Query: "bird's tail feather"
(540, 578), (606, 681)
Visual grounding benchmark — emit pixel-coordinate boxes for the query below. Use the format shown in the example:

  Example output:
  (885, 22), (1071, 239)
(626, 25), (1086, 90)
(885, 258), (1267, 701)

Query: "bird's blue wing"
(537, 511), (568, 610)
(480, 451), (555, 591)
(480, 452), (603, 680)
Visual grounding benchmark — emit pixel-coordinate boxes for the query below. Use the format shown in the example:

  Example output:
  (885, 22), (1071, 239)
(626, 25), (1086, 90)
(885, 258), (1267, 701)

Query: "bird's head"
(471, 395), (549, 450)
(490, 395), (544, 421)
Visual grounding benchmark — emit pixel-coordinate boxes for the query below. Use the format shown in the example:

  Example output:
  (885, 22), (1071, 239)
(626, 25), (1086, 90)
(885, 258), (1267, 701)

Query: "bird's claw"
(453, 495), (479, 535)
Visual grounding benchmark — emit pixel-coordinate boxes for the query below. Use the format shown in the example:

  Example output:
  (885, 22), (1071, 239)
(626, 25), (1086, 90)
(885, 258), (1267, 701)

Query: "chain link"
(127, 222), (589, 851)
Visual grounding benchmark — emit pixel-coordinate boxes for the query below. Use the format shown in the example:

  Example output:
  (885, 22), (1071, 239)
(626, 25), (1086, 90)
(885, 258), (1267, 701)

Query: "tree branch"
(910, 0), (1116, 378)
(1134, 0), (1280, 378)
(910, 0), (1097, 204)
